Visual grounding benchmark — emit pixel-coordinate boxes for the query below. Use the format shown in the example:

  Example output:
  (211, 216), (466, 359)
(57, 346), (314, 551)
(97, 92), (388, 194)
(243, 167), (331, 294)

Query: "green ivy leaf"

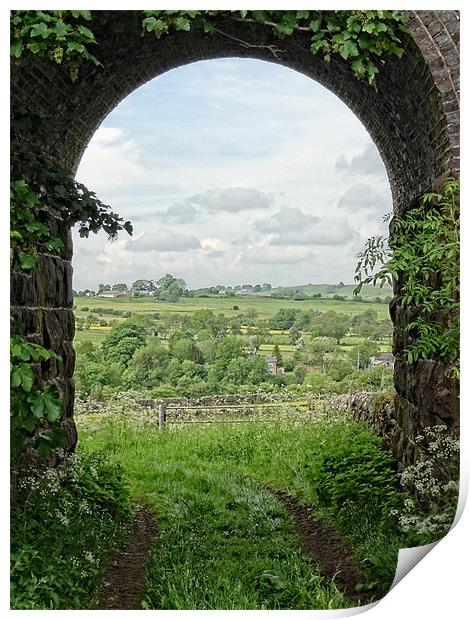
(339, 39), (359, 59)
(252, 11), (267, 24)
(10, 41), (23, 58)
(30, 22), (48, 38)
(26, 41), (45, 54)
(175, 16), (191, 31)
(309, 18), (322, 33)
(29, 388), (61, 421)
(18, 251), (38, 270)
(53, 21), (68, 39)
(71, 10), (92, 20)
(203, 20), (216, 34)
(11, 363), (35, 392)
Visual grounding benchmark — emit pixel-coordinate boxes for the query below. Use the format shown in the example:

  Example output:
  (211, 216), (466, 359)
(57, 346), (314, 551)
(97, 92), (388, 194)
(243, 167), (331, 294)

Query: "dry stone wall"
(10, 11), (459, 463)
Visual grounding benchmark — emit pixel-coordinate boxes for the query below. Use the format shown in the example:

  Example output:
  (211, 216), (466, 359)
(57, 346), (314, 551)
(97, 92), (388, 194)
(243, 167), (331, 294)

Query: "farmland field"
(73, 295), (392, 321)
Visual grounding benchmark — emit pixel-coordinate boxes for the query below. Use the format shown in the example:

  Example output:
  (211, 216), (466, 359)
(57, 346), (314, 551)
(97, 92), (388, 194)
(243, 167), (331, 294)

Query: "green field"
(74, 295), (392, 321)
(73, 295), (393, 355)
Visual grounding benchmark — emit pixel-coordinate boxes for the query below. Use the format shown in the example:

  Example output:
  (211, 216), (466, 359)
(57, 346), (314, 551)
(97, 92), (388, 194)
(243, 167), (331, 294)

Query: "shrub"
(315, 424), (401, 526)
(11, 452), (132, 609)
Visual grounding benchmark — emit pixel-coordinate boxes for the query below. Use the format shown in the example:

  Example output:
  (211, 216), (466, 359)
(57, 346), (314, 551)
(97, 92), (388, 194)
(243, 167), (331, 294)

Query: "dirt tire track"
(96, 503), (157, 610)
(269, 488), (385, 606)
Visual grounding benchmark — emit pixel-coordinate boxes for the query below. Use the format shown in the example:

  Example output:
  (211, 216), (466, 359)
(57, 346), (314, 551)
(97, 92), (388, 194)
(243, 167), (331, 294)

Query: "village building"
(264, 355), (285, 375)
(368, 352), (395, 371)
(98, 290), (128, 298)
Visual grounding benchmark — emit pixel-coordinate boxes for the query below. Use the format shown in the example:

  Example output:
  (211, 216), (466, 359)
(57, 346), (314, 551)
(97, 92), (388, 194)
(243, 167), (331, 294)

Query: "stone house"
(98, 290), (127, 298)
(265, 355), (285, 375)
(368, 352), (395, 371)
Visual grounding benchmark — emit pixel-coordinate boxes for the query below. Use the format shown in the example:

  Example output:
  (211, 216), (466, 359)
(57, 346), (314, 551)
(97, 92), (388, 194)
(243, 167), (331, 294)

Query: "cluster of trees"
(75, 307), (393, 400)
(75, 317), (273, 399)
(268, 308), (391, 344)
(74, 274), (187, 302)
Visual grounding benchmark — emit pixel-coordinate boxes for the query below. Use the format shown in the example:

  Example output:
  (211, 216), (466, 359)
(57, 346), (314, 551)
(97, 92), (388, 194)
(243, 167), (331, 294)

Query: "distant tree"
(311, 311), (350, 344)
(249, 335), (263, 355)
(328, 356), (355, 381)
(305, 337), (338, 372)
(270, 308), (301, 330)
(155, 274), (186, 301)
(102, 321), (146, 367)
(132, 279), (155, 291)
(123, 337), (169, 388)
(112, 283), (128, 292)
(215, 336), (246, 369)
(293, 364), (307, 383)
(98, 283), (111, 292)
(288, 326), (301, 345)
(272, 344), (284, 367)
(262, 283), (272, 291)
(171, 338), (205, 364)
(348, 341), (381, 370)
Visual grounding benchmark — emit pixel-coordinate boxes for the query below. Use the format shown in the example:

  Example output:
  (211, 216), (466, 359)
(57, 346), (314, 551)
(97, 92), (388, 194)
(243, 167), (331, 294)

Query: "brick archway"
(11, 10), (459, 465)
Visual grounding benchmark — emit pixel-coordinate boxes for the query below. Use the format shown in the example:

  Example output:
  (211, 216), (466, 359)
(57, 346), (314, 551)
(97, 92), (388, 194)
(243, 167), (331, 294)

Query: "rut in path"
(270, 488), (385, 606)
(96, 504), (157, 610)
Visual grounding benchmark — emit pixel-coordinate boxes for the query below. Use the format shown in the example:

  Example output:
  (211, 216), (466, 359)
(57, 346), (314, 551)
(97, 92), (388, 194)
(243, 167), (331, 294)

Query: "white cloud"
(128, 230), (201, 252)
(337, 184), (391, 214)
(254, 208), (357, 246)
(165, 202), (198, 224)
(189, 187), (273, 213)
(240, 244), (314, 265)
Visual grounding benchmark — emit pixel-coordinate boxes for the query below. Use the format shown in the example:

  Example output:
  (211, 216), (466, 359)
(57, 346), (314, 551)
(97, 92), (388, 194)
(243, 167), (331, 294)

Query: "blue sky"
(74, 57), (392, 290)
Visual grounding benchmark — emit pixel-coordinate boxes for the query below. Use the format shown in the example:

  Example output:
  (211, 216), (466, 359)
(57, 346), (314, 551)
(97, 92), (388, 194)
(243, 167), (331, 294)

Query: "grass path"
(78, 414), (402, 609)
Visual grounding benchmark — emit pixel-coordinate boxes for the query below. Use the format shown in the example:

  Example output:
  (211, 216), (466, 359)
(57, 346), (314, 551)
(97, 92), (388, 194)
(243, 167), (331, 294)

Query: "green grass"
(77, 411), (405, 609)
(74, 295), (392, 321)
(74, 328), (111, 344)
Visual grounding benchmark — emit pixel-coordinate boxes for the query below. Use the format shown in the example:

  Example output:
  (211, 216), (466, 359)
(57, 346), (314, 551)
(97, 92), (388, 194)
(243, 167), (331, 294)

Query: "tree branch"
(213, 27), (285, 59)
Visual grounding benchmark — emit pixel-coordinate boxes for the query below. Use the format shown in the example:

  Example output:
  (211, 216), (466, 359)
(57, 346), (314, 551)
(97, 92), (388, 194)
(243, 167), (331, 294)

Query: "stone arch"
(11, 10), (459, 465)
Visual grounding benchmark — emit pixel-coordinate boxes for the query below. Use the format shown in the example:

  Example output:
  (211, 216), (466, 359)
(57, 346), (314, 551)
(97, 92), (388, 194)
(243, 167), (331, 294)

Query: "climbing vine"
(10, 105), (133, 457)
(354, 179), (460, 376)
(10, 10), (100, 80)
(11, 10), (410, 85)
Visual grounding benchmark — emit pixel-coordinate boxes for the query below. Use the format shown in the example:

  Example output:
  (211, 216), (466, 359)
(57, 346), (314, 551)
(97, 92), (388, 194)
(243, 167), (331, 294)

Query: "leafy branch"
(354, 179), (460, 374)
(10, 106), (133, 457)
(10, 10), (101, 80)
(142, 9), (410, 85)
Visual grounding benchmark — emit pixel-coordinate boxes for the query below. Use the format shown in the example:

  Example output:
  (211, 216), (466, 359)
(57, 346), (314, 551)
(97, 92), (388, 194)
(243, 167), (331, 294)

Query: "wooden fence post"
(158, 403), (166, 430)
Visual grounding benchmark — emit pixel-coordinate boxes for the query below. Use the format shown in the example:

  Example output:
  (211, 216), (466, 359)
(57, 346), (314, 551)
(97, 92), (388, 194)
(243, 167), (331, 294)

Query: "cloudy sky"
(73, 57), (392, 291)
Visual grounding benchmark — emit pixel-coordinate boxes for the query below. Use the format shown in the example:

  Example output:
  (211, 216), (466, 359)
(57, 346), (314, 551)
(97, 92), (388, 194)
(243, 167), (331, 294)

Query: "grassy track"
(77, 413), (402, 609)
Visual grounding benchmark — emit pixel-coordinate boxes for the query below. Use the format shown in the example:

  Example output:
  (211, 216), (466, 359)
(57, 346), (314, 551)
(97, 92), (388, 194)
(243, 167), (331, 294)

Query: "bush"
(11, 453), (132, 609)
(150, 384), (179, 398)
(315, 425), (401, 526)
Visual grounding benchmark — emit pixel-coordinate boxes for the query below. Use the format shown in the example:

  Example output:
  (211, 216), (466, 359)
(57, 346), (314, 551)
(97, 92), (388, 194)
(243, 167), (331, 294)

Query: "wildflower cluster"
(11, 452), (132, 609)
(392, 425), (459, 542)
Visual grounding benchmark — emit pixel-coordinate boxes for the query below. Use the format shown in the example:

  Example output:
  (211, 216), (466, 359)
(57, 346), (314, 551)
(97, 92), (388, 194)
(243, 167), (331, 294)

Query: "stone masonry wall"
(10, 11), (459, 462)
